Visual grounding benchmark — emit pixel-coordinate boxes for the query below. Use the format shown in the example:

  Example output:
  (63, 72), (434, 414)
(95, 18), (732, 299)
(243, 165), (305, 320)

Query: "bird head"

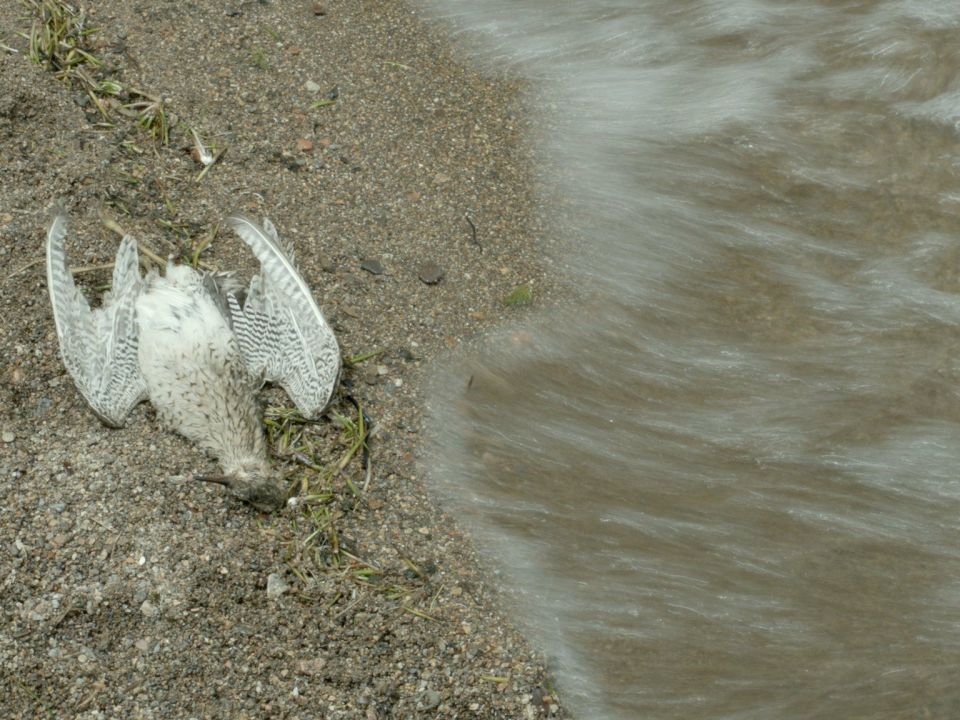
(194, 466), (287, 512)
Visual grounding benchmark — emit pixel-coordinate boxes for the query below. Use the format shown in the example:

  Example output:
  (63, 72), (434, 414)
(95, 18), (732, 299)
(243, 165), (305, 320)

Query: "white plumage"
(46, 211), (341, 510)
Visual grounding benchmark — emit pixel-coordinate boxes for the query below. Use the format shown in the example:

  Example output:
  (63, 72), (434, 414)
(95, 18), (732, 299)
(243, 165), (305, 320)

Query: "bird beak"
(193, 473), (230, 487)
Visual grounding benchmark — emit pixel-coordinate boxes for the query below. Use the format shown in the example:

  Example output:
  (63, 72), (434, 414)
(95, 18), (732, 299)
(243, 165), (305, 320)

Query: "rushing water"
(422, 2), (960, 717)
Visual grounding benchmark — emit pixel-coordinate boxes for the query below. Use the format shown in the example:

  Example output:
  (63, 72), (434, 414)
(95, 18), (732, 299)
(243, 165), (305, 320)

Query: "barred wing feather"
(46, 212), (148, 427)
(226, 215), (340, 418)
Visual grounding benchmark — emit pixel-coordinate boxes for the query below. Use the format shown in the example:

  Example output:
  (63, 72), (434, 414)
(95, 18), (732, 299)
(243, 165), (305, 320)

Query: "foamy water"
(422, 2), (960, 717)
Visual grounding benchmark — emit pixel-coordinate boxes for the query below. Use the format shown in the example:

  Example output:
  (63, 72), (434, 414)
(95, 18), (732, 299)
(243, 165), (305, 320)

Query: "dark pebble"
(360, 259), (385, 275)
(417, 262), (444, 285)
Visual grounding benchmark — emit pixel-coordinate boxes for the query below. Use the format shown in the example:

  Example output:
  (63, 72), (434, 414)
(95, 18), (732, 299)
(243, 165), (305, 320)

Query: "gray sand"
(0, 2), (566, 717)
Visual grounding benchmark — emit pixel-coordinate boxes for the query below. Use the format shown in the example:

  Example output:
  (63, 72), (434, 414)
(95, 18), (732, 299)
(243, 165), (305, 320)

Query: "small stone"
(304, 80), (321, 93)
(135, 638), (150, 652)
(296, 138), (314, 152)
(433, 173), (451, 184)
(312, 2), (326, 15)
(34, 397), (53, 417)
(316, 252), (336, 273)
(417, 262), (444, 285)
(419, 690), (442, 710)
(1, 430), (14, 443)
(140, 600), (159, 618)
(266, 573), (289, 599)
(296, 657), (327, 675)
(360, 259), (385, 275)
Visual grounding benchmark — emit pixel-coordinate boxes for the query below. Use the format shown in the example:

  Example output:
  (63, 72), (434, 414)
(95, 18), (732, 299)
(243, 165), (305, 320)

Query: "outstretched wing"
(46, 211), (148, 427)
(225, 215), (341, 418)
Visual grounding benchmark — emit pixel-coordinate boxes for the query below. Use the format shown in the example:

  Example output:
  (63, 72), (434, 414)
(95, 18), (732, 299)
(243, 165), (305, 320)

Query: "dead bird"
(45, 211), (341, 511)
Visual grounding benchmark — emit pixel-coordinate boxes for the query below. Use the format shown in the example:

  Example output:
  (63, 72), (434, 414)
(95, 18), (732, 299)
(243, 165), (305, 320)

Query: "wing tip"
(224, 213), (260, 232)
(49, 197), (69, 217)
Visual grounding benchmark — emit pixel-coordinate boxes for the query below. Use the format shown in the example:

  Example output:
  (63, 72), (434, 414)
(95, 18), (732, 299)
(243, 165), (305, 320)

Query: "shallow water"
(423, 2), (960, 717)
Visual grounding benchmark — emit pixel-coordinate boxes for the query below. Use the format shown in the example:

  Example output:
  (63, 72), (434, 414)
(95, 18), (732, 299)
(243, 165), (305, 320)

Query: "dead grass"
(22, 0), (172, 144)
(263, 391), (442, 618)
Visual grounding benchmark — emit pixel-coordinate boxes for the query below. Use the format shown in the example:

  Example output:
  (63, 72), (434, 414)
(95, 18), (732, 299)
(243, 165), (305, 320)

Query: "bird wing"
(46, 212), (148, 427)
(225, 215), (341, 418)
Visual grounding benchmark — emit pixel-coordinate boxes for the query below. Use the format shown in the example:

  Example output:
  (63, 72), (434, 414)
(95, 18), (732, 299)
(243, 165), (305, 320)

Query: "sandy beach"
(0, 1), (566, 717)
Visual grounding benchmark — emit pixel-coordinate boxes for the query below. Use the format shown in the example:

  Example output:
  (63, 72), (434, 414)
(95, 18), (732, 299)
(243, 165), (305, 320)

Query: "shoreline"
(0, 1), (567, 717)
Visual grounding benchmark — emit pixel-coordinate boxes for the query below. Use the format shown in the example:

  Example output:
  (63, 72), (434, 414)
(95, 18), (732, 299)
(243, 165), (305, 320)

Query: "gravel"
(0, 1), (569, 718)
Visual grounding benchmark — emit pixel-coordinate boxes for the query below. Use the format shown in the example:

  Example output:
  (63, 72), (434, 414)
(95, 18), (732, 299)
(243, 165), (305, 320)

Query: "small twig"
(195, 146), (228, 182)
(331, 595), (363, 621)
(138, 242), (166, 267)
(2, 258), (43, 285)
(71, 262), (115, 275)
(361, 461), (373, 494)
(344, 349), (384, 367)
(401, 605), (438, 622)
(101, 214), (218, 271)
(4, 258), (121, 282)
(465, 213), (482, 253)
(100, 216), (164, 265)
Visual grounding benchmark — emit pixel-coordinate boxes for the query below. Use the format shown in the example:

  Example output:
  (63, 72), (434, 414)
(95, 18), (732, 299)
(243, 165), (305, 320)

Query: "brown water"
(424, 2), (960, 717)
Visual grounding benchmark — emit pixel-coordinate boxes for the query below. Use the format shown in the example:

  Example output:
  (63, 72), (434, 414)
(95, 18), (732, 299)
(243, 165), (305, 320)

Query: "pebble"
(2, 430), (14, 443)
(140, 600), (159, 618)
(304, 80), (321, 94)
(266, 573), (289, 599)
(360, 259), (385, 275)
(419, 689), (442, 710)
(34, 397), (53, 417)
(296, 657), (327, 675)
(417, 262), (444, 285)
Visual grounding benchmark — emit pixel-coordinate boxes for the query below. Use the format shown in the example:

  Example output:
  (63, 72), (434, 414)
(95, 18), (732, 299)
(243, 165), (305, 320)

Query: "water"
(422, 2), (960, 717)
